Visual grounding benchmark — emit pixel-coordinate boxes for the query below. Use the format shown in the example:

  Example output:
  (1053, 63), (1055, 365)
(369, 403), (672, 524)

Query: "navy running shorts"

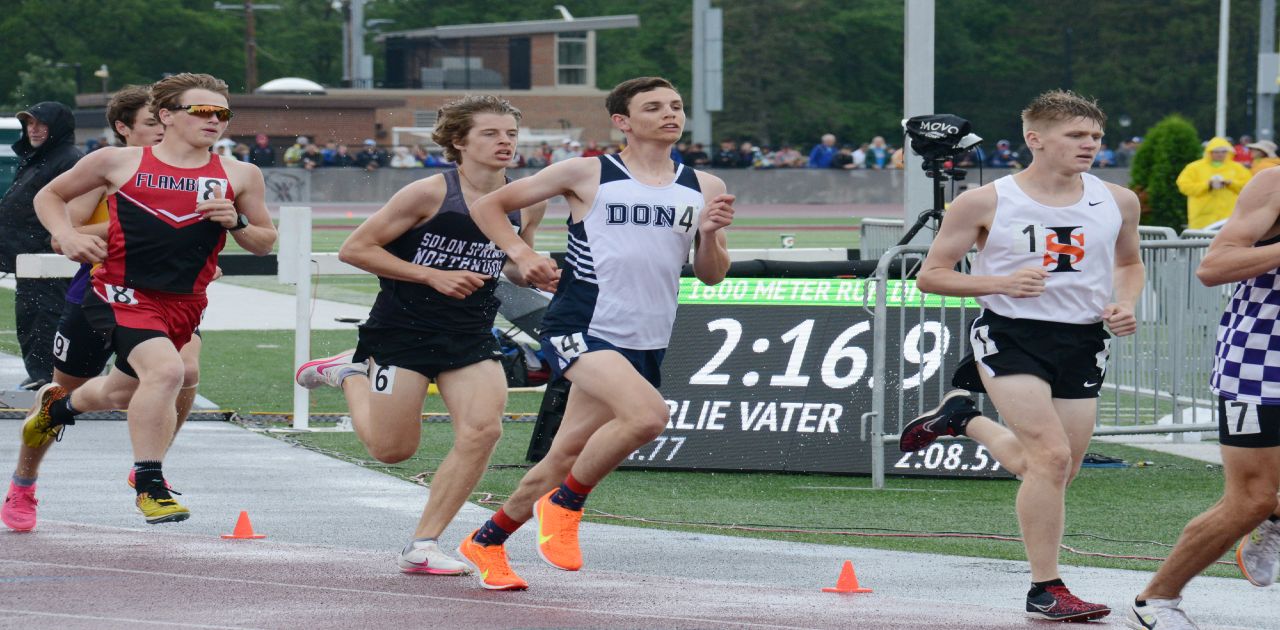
(542, 332), (665, 388)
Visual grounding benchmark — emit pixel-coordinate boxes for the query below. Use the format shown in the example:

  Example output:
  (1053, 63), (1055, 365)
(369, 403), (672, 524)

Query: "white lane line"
(0, 608), (265, 630)
(0, 558), (820, 630)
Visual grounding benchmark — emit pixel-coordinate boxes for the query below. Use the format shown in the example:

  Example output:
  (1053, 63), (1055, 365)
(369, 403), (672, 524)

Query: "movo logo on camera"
(1043, 226), (1085, 272)
(917, 120), (961, 137)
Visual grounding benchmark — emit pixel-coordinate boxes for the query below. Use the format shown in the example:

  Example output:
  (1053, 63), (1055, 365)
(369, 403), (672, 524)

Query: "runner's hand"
(700, 194), (735, 234)
(56, 230), (106, 264)
(426, 269), (488, 299)
(1003, 267), (1048, 298)
(196, 181), (238, 228)
(514, 251), (559, 292)
(1102, 303), (1137, 336)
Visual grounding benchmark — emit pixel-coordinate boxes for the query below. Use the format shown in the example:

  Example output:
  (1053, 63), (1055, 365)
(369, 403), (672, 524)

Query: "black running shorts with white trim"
(1217, 396), (1280, 447)
(52, 300), (113, 378)
(353, 325), (501, 380)
(952, 309), (1111, 399)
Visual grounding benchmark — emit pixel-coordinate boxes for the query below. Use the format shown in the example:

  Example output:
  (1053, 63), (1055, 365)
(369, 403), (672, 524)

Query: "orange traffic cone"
(822, 560), (872, 593)
(221, 510), (267, 539)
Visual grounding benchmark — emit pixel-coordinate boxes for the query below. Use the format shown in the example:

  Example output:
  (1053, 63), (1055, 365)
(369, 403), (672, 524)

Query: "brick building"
(73, 14), (640, 153)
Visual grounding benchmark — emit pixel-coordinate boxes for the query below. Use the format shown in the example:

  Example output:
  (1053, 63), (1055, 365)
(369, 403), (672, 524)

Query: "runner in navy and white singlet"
(904, 91), (1144, 622)
(293, 95), (549, 578)
(456, 77), (734, 591)
(23, 73), (276, 525)
(1125, 168), (1280, 629)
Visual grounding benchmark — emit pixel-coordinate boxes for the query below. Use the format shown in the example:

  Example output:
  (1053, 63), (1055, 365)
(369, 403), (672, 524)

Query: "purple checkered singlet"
(1211, 234), (1280, 404)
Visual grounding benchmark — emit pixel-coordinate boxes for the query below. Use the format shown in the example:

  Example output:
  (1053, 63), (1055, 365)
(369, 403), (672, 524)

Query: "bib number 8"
(107, 284), (137, 305)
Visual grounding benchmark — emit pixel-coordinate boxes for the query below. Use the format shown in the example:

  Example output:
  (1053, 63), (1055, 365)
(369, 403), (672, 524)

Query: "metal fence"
(866, 238), (1225, 487)
(860, 218), (906, 261)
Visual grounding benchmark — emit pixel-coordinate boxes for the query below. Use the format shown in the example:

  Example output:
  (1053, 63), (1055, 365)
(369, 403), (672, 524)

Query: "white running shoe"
(397, 539), (471, 575)
(1125, 598), (1200, 629)
(294, 350), (363, 390)
(1237, 517), (1280, 587)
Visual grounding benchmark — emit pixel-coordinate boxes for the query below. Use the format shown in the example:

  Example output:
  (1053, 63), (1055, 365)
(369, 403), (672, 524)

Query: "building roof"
(375, 14), (639, 43)
(256, 77), (326, 95)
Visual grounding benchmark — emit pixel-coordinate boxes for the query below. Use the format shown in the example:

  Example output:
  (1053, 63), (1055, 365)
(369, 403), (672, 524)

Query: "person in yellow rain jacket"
(1177, 136), (1251, 229)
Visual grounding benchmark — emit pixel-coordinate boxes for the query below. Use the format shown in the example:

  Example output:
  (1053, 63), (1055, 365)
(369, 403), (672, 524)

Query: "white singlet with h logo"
(971, 174), (1121, 324)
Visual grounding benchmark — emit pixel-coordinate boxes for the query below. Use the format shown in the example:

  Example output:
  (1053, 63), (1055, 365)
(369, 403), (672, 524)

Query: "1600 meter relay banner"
(620, 277), (1010, 478)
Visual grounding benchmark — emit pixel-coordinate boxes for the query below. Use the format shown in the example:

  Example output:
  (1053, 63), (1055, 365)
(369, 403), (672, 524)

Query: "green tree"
(4, 54), (77, 111)
(1130, 115), (1203, 229)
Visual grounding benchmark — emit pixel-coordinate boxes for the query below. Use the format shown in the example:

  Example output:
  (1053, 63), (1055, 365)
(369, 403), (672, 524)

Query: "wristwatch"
(227, 213), (250, 231)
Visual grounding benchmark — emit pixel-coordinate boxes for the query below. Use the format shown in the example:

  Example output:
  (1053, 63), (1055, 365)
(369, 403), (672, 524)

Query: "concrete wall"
(262, 166), (1134, 205)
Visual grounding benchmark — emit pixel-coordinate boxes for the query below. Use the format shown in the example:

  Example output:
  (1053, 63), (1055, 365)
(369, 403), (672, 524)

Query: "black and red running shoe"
(1026, 585), (1111, 622)
(898, 389), (980, 452)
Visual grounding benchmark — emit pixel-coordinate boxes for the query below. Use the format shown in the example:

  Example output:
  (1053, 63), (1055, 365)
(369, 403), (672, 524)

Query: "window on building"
(557, 31), (588, 86)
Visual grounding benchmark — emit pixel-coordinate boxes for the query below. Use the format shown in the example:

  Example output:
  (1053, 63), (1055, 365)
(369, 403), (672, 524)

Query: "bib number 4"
(549, 332), (588, 361)
(673, 205), (698, 234)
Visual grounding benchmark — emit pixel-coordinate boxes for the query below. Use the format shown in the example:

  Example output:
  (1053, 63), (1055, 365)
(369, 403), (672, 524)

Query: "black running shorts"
(1217, 397), (1280, 448)
(353, 325), (502, 381)
(52, 300), (113, 378)
(952, 309), (1111, 399)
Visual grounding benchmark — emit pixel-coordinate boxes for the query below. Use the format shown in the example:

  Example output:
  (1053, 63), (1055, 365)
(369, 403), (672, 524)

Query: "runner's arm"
(224, 163), (277, 256)
(339, 177), (445, 284)
(692, 173), (733, 286)
(51, 186), (109, 253)
(1198, 168), (1280, 286)
(35, 149), (121, 262)
(1109, 184), (1145, 309)
(473, 159), (592, 290)
(472, 158), (589, 263)
(502, 200), (549, 287)
(916, 185), (1028, 297)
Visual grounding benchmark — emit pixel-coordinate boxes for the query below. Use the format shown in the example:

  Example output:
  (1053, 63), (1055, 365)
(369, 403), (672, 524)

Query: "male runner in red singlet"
(26, 73), (276, 524)
(2, 85), (177, 532)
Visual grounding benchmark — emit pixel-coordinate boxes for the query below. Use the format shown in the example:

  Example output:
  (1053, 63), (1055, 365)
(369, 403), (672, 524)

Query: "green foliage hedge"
(1130, 116), (1203, 229)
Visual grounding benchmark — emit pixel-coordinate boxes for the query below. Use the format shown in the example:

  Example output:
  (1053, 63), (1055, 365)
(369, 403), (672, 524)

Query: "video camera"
(902, 114), (983, 163)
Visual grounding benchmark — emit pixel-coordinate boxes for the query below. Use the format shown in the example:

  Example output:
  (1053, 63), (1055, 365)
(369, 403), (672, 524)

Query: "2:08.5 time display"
(893, 442), (1002, 473)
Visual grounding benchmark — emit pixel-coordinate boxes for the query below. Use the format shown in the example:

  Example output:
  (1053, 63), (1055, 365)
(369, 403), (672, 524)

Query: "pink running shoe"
(294, 349), (364, 390)
(2, 482), (38, 532)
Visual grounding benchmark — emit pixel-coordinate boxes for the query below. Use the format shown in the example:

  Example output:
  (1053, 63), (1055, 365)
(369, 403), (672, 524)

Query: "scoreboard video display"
(620, 277), (1011, 479)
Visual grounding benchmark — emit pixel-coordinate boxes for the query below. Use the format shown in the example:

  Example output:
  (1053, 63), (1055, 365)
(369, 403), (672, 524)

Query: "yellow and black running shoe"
(21, 384), (69, 449)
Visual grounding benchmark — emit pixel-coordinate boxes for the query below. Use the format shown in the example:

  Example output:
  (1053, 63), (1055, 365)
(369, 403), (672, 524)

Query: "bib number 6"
(371, 363), (396, 395)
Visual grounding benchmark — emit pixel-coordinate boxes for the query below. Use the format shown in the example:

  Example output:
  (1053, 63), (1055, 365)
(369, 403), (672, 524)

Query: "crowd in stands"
(81, 131), (1184, 173)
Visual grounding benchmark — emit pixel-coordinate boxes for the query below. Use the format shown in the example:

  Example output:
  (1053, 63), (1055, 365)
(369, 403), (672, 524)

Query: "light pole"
(93, 65), (109, 94)
(214, 1), (281, 91)
(54, 62), (83, 93)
